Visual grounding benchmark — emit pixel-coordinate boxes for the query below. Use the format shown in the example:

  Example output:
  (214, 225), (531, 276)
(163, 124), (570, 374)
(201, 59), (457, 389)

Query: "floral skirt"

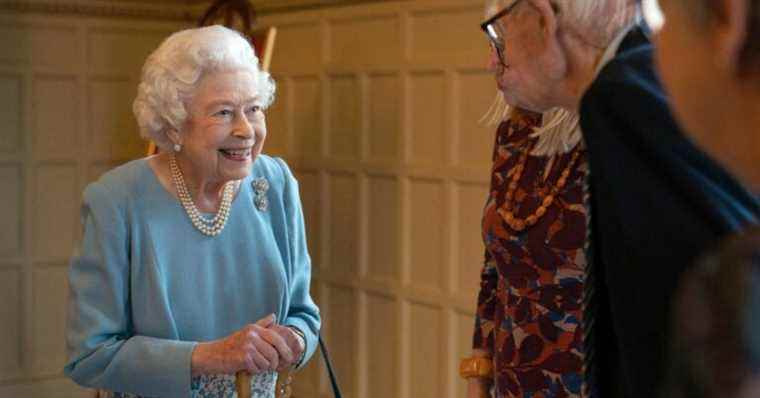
(109, 372), (277, 398)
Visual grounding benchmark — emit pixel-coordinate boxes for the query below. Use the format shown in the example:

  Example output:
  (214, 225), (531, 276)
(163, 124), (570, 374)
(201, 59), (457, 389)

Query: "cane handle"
(235, 371), (251, 398)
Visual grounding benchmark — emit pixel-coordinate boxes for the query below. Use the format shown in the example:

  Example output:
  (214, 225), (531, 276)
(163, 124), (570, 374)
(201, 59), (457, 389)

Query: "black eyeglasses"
(480, 0), (523, 67)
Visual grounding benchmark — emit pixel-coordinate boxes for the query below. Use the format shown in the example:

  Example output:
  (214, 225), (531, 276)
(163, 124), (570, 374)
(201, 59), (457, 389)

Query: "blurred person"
(651, 0), (760, 396)
(462, 0), (759, 397)
(654, 0), (760, 193)
(662, 232), (760, 398)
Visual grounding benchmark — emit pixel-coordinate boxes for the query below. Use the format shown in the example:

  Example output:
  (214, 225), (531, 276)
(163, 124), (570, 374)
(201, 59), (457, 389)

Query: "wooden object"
(235, 371), (253, 398)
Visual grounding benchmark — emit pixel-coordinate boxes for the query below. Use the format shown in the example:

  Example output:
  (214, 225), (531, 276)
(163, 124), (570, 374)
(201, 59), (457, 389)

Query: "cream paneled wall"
(0, 1), (495, 397)
(258, 1), (495, 396)
(0, 6), (186, 396)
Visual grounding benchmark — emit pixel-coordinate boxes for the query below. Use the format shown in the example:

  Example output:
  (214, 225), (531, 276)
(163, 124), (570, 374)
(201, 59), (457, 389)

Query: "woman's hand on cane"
(264, 325), (305, 372)
(191, 313), (287, 375)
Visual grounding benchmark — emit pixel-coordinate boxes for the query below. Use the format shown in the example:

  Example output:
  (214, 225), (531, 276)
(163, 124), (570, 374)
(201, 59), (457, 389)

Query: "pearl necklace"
(169, 153), (235, 236)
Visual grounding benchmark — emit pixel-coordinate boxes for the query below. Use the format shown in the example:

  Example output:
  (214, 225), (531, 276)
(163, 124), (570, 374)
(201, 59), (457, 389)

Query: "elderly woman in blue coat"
(64, 25), (320, 398)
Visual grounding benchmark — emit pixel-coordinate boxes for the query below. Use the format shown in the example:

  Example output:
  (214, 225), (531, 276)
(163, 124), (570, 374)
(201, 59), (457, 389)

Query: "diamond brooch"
(252, 177), (270, 211)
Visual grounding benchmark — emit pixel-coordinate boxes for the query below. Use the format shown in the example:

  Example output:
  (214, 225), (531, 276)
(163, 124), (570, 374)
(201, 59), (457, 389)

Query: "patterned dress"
(473, 112), (590, 397)
(110, 372), (277, 398)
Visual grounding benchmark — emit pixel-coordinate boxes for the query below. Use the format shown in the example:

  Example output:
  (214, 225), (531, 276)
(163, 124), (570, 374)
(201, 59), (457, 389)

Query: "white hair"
(133, 25), (276, 150)
(554, 0), (639, 46)
(485, 0), (637, 46)
(482, 0), (640, 157)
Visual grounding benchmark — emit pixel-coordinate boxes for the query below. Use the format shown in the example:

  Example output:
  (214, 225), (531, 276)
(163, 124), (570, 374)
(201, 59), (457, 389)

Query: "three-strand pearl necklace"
(170, 153), (236, 236)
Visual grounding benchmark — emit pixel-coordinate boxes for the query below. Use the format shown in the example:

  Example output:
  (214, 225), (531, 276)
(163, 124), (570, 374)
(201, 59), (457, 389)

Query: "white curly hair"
(133, 25), (276, 151)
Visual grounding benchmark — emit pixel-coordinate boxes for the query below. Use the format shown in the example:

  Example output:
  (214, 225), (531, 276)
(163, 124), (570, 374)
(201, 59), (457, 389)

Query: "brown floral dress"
(473, 112), (590, 397)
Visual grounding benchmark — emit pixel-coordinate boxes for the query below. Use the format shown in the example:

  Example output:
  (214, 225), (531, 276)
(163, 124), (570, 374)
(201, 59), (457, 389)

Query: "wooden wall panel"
(261, 1), (490, 396)
(0, 7), (185, 396)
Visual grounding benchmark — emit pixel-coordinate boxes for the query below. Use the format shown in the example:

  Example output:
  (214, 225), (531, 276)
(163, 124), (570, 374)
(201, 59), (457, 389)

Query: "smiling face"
(174, 69), (267, 184)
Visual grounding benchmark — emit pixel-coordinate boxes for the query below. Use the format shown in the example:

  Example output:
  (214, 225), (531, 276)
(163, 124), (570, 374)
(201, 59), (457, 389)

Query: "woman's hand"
(191, 314), (293, 376)
(465, 349), (492, 398)
(264, 325), (305, 372)
(467, 378), (492, 398)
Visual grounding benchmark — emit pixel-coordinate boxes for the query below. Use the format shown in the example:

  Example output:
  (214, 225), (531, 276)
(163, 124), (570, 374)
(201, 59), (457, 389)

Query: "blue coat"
(64, 155), (321, 397)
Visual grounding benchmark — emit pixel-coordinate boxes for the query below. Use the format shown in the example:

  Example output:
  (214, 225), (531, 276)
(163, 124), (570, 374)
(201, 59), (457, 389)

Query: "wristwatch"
(287, 326), (307, 368)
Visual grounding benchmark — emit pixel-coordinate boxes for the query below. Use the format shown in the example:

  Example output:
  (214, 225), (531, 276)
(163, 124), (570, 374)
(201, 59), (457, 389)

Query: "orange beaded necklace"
(497, 143), (583, 232)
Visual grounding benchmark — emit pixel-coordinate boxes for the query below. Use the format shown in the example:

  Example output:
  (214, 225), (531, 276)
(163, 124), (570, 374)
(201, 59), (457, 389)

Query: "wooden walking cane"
(235, 312), (278, 398)
(235, 336), (343, 398)
(235, 315), (272, 398)
(236, 371), (253, 398)
(197, 5), (276, 397)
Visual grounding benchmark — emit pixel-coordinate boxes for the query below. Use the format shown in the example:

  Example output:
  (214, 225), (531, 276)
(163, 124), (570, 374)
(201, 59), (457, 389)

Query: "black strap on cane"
(318, 334), (342, 398)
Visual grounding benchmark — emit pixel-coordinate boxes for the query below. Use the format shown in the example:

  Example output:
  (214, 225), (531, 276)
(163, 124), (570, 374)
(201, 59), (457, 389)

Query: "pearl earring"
(173, 143), (182, 152)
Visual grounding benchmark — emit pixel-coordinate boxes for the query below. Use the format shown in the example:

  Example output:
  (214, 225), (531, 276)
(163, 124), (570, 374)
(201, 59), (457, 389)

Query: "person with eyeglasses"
(647, 0), (760, 396)
(461, 1), (759, 397)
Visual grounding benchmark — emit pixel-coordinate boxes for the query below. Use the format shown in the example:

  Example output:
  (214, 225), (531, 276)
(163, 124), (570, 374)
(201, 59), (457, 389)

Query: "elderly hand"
(191, 314), (294, 376)
(467, 378), (492, 398)
(263, 325), (305, 372)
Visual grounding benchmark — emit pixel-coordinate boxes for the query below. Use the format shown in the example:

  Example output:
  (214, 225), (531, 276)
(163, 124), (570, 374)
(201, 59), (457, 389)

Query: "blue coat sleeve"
(64, 181), (196, 398)
(275, 158), (321, 368)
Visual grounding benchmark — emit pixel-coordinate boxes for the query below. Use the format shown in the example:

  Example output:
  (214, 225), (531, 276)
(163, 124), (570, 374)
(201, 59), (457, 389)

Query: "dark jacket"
(579, 27), (760, 397)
